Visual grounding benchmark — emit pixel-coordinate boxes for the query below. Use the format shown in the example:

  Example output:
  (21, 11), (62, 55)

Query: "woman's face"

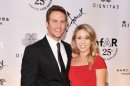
(75, 29), (91, 53)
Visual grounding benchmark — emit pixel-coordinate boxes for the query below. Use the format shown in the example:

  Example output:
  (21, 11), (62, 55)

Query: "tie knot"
(57, 42), (60, 49)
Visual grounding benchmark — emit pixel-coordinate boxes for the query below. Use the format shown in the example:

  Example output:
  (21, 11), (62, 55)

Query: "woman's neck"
(79, 51), (90, 59)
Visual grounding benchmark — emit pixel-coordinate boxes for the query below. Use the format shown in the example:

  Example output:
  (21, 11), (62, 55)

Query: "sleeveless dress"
(69, 55), (107, 86)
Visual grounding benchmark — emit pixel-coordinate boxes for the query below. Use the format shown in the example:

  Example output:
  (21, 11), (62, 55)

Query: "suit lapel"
(41, 36), (71, 75)
(41, 36), (61, 74)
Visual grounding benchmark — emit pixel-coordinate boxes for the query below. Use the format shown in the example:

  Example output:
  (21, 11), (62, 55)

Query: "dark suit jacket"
(21, 36), (72, 86)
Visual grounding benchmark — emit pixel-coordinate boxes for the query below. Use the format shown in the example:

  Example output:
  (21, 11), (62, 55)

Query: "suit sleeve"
(21, 46), (38, 86)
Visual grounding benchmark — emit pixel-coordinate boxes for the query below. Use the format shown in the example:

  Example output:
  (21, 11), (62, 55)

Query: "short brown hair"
(46, 5), (68, 22)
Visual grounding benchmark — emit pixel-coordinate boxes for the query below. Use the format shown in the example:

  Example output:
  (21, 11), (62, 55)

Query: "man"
(21, 5), (72, 86)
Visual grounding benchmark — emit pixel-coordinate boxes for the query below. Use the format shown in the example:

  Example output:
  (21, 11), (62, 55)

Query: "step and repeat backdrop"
(0, 0), (130, 86)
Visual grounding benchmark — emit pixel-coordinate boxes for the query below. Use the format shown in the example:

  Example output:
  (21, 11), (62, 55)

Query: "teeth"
(80, 45), (85, 48)
(55, 29), (60, 32)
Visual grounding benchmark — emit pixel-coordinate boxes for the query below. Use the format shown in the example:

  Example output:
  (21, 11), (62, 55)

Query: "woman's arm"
(96, 69), (107, 86)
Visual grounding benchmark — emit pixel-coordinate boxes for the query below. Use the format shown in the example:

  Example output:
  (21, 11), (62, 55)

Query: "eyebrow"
(51, 19), (66, 21)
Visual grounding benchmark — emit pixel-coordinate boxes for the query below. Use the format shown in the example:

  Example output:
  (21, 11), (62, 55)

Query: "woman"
(69, 24), (107, 86)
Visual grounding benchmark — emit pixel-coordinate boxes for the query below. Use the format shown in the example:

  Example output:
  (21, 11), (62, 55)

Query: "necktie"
(57, 43), (65, 78)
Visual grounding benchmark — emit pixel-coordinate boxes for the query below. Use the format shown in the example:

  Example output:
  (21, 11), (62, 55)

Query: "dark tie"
(57, 43), (65, 78)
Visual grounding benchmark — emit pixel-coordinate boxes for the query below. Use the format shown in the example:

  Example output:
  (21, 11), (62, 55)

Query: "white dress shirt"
(46, 35), (68, 72)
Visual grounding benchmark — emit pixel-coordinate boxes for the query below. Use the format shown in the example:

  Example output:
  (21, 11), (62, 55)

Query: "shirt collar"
(46, 34), (61, 45)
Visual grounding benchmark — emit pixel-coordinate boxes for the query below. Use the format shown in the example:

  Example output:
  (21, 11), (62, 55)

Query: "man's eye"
(77, 37), (81, 39)
(61, 21), (65, 23)
(51, 19), (57, 22)
(52, 20), (57, 22)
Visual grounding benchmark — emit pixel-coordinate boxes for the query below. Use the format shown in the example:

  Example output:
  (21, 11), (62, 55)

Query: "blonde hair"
(71, 24), (100, 67)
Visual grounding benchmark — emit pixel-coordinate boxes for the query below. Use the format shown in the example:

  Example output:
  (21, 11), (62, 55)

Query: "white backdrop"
(0, 0), (130, 86)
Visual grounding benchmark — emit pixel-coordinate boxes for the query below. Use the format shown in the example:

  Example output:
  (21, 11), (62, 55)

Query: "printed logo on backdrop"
(16, 33), (38, 58)
(97, 38), (118, 60)
(0, 79), (6, 86)
(29, 0), (52, 11)
(0, 17), (9, 26)
(16, 53), (23, 58)
(122, 20), (129, 28)
(93, 0), (119, 9)
(66, 8), (86, 32)
(0, 60), (7, 70)
(117, 68), (130, 75)
(22, 33), (38, 47)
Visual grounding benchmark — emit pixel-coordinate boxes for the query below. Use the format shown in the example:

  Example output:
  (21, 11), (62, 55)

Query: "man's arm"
(21, 46), (38, 86)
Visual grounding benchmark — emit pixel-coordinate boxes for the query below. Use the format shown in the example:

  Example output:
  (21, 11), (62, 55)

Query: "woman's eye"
(85, 36), (89, 39)
(85, 37), (89, 39)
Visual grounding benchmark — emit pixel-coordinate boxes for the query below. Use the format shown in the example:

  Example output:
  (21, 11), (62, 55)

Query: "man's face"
(46, 11), (67, 41)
